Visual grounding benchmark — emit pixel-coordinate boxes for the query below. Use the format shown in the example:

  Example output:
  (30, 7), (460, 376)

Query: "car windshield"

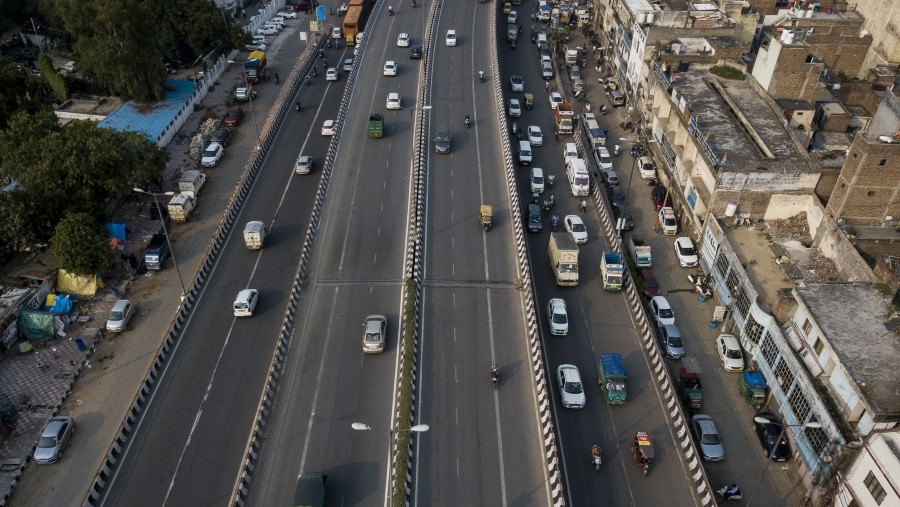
(533, 176), (543, 184)
(203, 147), (218, 156)
(725, 348), (742, 359)
(600, 154), (611, 163)
(365, 332), (381, 343)
(658, 308), (674, 319)
(234, 302), (248, 310)
(680, 244), (696, 255)
(701, 431), (721, 445)
(664, 217), (677, 226)
(571, 223), (585, 232)
(109, 310), (124, 320)
(435, 131), (450, 142)
(552, 312), (567, 324)
(37, 435), (57, 448)
(564, 381), (583, 394)
(560, 263), (577, 273)
(668, 335), (683, 347)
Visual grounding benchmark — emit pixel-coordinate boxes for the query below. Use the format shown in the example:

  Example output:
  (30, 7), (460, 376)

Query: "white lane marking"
(486, 291), (508, 505)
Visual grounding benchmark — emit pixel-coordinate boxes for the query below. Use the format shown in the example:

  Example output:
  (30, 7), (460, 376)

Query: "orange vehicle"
(342, 5), (361, 45)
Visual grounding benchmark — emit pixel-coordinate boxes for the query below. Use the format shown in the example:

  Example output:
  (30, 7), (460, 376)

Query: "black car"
(753, 412), (792, 461)
(210, 128), (232, 147)
(434, 126), (451, 154)
(613, 207), (634, 231)
(409, 44), (422, 59)
(527, 203), (542, 232)
(607, 185), (625, 209)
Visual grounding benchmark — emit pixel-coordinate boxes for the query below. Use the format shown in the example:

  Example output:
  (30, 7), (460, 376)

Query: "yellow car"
(503, 2), (512, 14)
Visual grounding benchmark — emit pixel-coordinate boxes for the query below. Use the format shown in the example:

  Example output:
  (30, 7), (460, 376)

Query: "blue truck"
(143, 233), (170, 271)
(598, 353), (627, 404)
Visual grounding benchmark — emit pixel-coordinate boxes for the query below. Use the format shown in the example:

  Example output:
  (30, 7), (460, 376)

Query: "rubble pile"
(765, 213), (812, 243)
(801, 251), (840, 282)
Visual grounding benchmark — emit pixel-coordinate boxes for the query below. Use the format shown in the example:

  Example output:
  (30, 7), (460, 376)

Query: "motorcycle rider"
(591, 445), (602, 462)
(490, 364), (500, 380)
(478, 70), (484, 82)
(295, 100), (301, 111)
(274, 72), (279, 83)
(305, 75), (311, 86)
(313, 66), (318, 77)
(549, 194), (555, 206)
(613, 144), (620, 156)
(465, 114), (471, 128)
(723, 484), (741, 499)
(388, 5), (393, 15)
(580, 199), (588, 213)
(412, 0), (416, 6)
(551, 214), (559, 230)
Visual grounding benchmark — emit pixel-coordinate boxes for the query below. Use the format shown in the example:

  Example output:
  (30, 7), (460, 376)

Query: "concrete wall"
(812, 209), (880, 282)
(837, 432), (900, 507)
(852, 0), (900, 77)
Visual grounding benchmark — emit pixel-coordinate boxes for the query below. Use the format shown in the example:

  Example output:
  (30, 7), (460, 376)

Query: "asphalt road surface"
(98, 30), (347, 507)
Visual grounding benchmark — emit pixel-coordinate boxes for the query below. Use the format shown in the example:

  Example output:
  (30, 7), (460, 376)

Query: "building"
(852, 0), (900, 76)
(834, 430), (900, 507)
(824, 82), (900, 227)
(752, 29), (825, 101)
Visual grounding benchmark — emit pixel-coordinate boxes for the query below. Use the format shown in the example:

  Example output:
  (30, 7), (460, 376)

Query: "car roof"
(719, 334), (740, 347)
(675, 236), (693, 246)
(236, 288), (257, 300)
(559, 364), (580, 379)
(112, 299), (130, 310)
(651, 295), (671, 308)
(42, 417), (68, 436)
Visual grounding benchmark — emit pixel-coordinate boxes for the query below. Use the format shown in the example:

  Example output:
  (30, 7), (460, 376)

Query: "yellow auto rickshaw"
(523, 93), (534, 110)
(502, 2), (512, 14)
(480, 205), (493, 231)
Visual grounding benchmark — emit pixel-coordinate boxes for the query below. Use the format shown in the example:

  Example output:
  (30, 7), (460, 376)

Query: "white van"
(563, 142), (579, 164)
(537, 32), (548, 45)
(566, 158), (590, 196)
(584, 118), (606, 150)
(233, 289), (259, 317)
(518, 140), (533, 166)
(530, 167), (545, 193)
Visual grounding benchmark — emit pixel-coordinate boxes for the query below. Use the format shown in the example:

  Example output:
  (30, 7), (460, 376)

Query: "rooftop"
(795, 283), (900, 418)
(98, 80), (198, 145)
(674, 70), (813, 174)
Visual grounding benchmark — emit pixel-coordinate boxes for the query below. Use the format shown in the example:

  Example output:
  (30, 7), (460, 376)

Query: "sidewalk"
(1, 8), (312, 505)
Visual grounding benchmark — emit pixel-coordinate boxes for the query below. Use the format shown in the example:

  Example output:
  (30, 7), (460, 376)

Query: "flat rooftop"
(795, 283), (900, 418)
(676, 70), (813, 174)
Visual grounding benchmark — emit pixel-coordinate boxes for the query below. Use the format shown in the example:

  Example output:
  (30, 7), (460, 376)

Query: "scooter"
(388, 6), (393, 15)
(716, 486), (743, 501)
(465, 116), (471, 128)
(544, 200), (552, 214)
(312, 67), (318, 77)
(551, 215), (559, 231)
(478, 70), (484, 83)
(591, 445), (603, 471)
(490, 368), (500, 387)
(547, 174), (555, 188)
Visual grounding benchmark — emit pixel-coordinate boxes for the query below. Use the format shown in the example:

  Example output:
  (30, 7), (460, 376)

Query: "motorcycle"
(547, 174), (555, 188)
(312, 67), (318, 77)
(551, 215), (559, 231)
(478, 70), (484, 83)
(613, 145), (620, 157)
(490, 367), (500, 387)
(543, 200), (552, 214)
(717, 486), (742, 501)
(306, 76), (311, 86)
(388, 5), (393, 15)
(465, 115), (471, 128)
(412, 0), (416, 7)
(549, 194), (555, 207)
(510, 121), (519, 136)
(295, 101), (301, 112)
(591, 445), (603, 471)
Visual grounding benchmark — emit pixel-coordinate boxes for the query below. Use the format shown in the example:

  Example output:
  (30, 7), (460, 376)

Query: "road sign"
(316, 5), (326, 22)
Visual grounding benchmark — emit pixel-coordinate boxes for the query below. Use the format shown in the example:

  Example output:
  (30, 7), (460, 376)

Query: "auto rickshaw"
(502, 2), (512, 14)
(631, 431), (654, 476)
(523, 93), (534, 110)
(480, 205), (493, 231)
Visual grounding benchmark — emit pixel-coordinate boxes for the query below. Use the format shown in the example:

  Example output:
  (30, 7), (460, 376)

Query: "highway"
(244, 3), (427, 506)
(493, 4), (700, 506)
(97, 28), (348, 507)
(413, 1), (552, 506)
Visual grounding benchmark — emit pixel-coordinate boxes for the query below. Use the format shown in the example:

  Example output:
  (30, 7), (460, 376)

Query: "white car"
(557, 364), (585, 409)
(386, 92), (401, 110)
(277, 10), (298, 18)
(597, 147), (612, 169)
(549, 92), (563, 109)
(445, 29), (457, 46)
(674, 236), (699, 267)
(716, 334), (745, 372)
(510, 75), (524, 92)
(201, 142), (224, 167)
(257, 25), (279, 36)
(321, 119), (335, 136)
(508, 98), (522, 117)
(546, 298), (568, 336)
(383, 60), (398, 76)
(233, 289), (259, 317)
(639, 156), (656, 179)
(541, 61), (554, 79)
(396, 32), (410, 47)
(508, 11), (518, 23)
(270, 16), (286, 25)
(649, 296), (675, 327)
(325, 67), (339, 81)
(563, 215), (588, 244)
(343, 58), (354, 72)
(658, 207), (677, 235)
(244, 42), (267, 51)
(295, 155), (312, 175)
(527, 126), (543, 146)
(563, 142), (578, 164)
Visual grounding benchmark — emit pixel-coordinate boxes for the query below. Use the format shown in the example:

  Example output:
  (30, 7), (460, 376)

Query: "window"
(715, 250), (729, 278)
(776, 359), (795, 393)
(802, 319), (812, 335)
(878, 159), (886, 167)
(787, 385), (810, 420)
(735, 285), (751, 317)
(762, 334), (778, 365)
(745, 315), (764, 346)
(814, 338), (824, 354)
(864, 471), (887, 504)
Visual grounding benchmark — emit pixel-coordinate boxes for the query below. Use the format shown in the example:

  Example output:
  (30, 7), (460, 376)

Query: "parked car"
(34, 416), (75, 464)
(510, 75), (524, 92)
(691, 414), (726, 462)
(716, 334), (744, 372)
(106, 299), (135, 332)
(674, 236), (699, 267)
(657, 323), (684, 359)
(223, 106), (244, 126)
(362, 314), (387, 353)
(651, 185), (672, 211)
(201, 142), (224, 167)
(597, 147), (612, 169)
(753, 412), (792, 461)
(277, 10), (298, 18)
(639, 268), (660, 297)
(658, 207), (677, 235)
(612, 206), (634, 231)
(546, 298), (568, 336)
(210, 128), (232, 147)
(557, 364), (586, 409)
(649, 296), (675, 327)
(563, 215), (588, 244)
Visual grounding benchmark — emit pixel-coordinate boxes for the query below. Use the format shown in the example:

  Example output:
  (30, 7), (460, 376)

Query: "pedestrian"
(580, 200), (587, 213)
(554, 128), (559, 140)
(603, 127), (608, 137)
(241, 9), (246, 18)
(531, 13), (535, 21)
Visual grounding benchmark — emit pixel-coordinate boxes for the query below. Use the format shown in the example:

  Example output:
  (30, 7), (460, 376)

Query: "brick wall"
(825, 134), (900, 226)
(770, 44), (823, 100)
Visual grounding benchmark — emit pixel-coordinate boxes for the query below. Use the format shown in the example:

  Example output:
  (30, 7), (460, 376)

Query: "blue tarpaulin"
(49, 294), (73, 314)
(106, 223), (127, 242)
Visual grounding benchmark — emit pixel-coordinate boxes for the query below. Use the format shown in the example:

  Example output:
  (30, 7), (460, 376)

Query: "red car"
(651, 185), (672, 211)
(223, 106), (244, 127)
(639, 268), (661, 297)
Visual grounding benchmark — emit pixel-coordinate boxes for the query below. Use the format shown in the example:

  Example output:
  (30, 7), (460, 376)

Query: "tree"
(50, 211), (110, 275)
(51, 0), (166, 101)
(0, 56), (54, 128)
(0, 110), (167, 246)
(150, 0), (248, 65)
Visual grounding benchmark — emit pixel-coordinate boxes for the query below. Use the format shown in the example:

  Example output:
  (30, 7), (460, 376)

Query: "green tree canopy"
(0, 110), (167, 248)
(50, 211), (111, 275)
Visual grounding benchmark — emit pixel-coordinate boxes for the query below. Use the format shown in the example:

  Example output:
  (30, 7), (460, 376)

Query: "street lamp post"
(226, 60), (262, 146)
(133, 188), (187, 300)
(746, 418), (823, 505)
(615, 136), (656, 236)
(351, 422), (430, 507)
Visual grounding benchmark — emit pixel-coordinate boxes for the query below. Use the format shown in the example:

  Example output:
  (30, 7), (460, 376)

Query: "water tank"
(725, 202), (738, 217)
(637, 12), (647, 24)
(647, 13), (655, 23)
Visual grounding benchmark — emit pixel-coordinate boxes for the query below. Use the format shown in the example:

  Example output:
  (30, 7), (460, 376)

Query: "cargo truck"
(178, 170), (207, 198)
(548, 233), (579, 286)
(293, 472), (326, 507)
(555, 102), (574, 135)
(143, 233), (170, 271)
(677, 367), (704, 413)
(627, 234), (652, 268)
(368, 114), (384, 138)
(243, 51), (267, 83)
(243, 221), (268, 249)
(566, 158), (589, 196)
(167, 193), (195, 222)
(598, 353), (627, 404)
(600, 251), (624, 291)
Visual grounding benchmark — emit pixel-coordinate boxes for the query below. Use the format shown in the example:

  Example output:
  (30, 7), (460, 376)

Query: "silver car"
(106, 299), (135, 332)
(556, 364), (585, 409)
(362, 314), (387, 353)
(34, 416), (75, 464)
(691, 414), (726, 462)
